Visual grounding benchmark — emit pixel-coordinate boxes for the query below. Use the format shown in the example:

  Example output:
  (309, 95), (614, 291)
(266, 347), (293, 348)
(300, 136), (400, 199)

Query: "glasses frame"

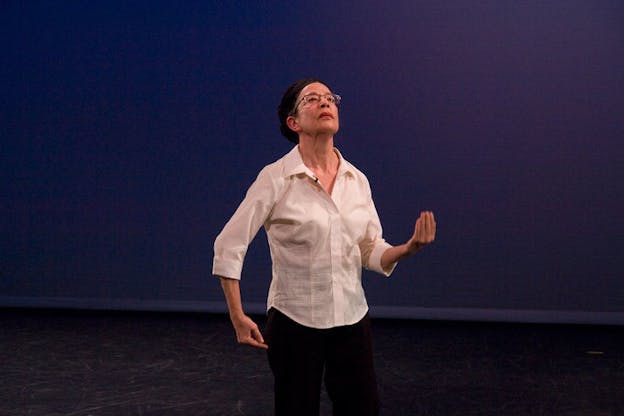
(290, 93), (342, 115)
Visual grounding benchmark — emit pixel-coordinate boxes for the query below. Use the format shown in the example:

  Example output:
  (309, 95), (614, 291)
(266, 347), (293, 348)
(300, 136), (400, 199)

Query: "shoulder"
(249, 147), (296, 195)
(257, 149), (291, 180)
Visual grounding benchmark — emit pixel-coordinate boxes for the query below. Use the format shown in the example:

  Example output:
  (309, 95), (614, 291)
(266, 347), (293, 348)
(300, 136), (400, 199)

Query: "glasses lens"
(295, 93), (341, 111)
(305, 94), (320, 104)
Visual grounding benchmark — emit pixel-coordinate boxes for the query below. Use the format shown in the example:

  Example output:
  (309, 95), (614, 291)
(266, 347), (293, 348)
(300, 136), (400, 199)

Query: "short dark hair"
(277, 78), (328, 144)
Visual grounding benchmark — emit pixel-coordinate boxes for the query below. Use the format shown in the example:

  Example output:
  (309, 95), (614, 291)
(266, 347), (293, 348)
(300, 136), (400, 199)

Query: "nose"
(319, 96), (331, 107)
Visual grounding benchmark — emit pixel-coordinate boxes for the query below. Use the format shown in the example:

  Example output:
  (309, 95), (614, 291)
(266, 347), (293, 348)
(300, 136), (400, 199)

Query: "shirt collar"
(282, 145), (355, 179)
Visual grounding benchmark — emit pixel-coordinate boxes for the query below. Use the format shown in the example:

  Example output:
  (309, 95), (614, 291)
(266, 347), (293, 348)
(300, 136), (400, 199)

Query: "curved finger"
(417, 212), (434, 243)
(427, 213), (436, 242)
(418, 212), (431, 229)
(251, 327), (266, 344)
(243, 335), (269, 349)
(426, 212), (435, 233)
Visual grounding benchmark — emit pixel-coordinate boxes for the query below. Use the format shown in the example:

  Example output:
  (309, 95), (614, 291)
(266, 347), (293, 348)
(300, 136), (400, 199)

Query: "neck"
(298, 135), (337, 171)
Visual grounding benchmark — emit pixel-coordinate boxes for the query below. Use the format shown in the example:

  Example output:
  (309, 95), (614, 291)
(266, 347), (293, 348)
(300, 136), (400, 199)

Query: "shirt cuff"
(368, 241), (396, 277)
(212, 260), (243, 280)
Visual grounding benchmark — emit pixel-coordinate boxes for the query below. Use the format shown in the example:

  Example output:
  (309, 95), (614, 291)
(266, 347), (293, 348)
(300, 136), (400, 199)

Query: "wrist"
(229, 309), (246, 322)
(407, 240), (424, 254)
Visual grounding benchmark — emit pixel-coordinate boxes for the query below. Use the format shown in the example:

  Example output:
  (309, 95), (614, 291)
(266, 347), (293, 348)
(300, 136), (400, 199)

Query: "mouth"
(319, 112), (334, 119)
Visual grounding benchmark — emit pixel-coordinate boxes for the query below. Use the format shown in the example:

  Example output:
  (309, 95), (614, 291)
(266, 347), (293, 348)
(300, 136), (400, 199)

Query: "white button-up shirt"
(213, 145), (396, 329)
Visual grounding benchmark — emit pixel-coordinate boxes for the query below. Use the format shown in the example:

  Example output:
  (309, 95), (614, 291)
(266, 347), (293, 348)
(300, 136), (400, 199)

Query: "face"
(287, 82), (340, 138)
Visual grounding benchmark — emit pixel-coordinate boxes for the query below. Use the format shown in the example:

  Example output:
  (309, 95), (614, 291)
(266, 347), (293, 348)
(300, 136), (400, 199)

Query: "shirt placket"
(329, 207), (344, 326)
(313, 174), (345, 327)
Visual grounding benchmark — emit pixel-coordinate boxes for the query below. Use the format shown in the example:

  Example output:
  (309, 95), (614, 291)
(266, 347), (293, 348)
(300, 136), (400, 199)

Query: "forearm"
(218, 276), (268, 349)
(380, 241), (424, 271)
(219, 276), (245, 319)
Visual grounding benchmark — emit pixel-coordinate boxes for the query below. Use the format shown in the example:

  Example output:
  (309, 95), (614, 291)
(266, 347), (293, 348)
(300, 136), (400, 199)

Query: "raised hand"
(407, 211), (436, 253)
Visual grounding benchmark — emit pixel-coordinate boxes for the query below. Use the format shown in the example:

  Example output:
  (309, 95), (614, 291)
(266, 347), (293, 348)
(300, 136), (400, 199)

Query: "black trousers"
(264, 308), (380, 416)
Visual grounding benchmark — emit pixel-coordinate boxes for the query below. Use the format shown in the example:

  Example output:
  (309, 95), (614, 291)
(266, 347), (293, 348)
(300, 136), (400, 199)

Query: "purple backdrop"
(2, 1), (623, 322)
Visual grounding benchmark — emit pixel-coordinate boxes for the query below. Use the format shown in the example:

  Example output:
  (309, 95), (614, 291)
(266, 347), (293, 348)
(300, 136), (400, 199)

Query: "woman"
(213, 78), (436, 415)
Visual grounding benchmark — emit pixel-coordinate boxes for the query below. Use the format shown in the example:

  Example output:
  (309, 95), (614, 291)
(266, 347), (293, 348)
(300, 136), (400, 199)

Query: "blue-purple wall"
(2, 1), (623, 323)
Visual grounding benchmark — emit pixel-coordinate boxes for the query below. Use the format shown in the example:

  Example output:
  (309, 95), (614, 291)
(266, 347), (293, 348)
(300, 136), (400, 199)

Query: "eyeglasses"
(291, 93), (341, 114)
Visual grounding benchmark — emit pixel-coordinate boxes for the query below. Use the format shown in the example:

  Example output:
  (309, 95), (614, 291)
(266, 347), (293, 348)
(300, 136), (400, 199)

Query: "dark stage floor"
(1, 308), (623, 415)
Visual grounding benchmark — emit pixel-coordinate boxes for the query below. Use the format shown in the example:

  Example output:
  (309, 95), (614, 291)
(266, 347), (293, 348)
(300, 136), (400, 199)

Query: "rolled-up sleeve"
(358, 191), (397, 277)
(213, 166), (279, 280)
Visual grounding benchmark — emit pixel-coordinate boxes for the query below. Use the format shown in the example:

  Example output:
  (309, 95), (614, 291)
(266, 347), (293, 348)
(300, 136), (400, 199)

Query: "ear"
(286, 115), (301, 133)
